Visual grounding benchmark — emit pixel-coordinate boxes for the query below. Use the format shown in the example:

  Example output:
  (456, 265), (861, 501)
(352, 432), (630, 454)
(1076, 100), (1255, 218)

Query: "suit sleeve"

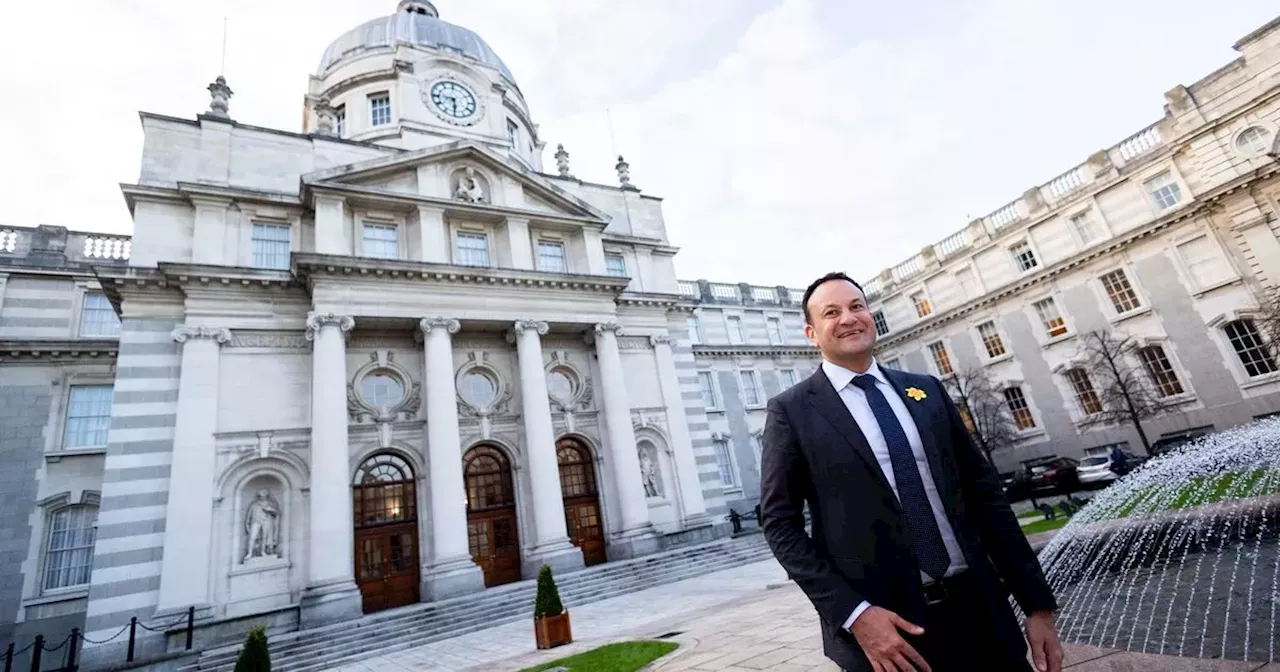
(760, 396), (865, 627)
(936, 378), (1058, 614)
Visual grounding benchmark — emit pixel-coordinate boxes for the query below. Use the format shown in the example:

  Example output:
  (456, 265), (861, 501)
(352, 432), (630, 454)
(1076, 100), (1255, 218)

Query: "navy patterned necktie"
(851, 375), (951, 580)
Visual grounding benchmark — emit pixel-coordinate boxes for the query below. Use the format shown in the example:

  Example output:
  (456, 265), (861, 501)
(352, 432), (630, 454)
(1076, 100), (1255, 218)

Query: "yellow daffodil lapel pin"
(905, 387), (927, 402)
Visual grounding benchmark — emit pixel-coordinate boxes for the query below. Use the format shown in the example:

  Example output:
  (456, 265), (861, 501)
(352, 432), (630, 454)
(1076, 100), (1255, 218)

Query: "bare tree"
(1253, 286), (1280, 363)
(1073, 330), (1179, 456)
(943, 367), (1018, 465)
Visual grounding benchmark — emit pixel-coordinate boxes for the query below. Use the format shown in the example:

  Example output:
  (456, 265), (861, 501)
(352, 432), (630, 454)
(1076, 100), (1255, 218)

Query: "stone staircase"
(181, 533), (774, 672)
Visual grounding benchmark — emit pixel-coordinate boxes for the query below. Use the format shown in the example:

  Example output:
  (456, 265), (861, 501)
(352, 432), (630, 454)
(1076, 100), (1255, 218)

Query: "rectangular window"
(1065, 369), (1103, 416)
(536, 240), (567, 273)
(740, 370), (762, 406)
(955, 269), (979, 300)
(882, 357), (902, 370)
(369, 94), (391, 127)
(604, 253), (627, 278)
(455, 232), (490, 267)
(927, 341), (954, 376)
(1010, 241), (1039, 272)
(912, 292), (932, 318)
(714, 440), (737, 487)
(698, 371), (719, 409)
(1003, 386), (1036, 430)
(1224, 319), (1277, 377)
(79, 293), (120, 337)
(767, 318), (783, 345)
(1177, 235), (1233, 289)
(251, 222), (291, 270)
(1100, 269), (1142, 314)
(726, 316), (745, 345)
(1138, 345), (1185, 397)
(43, 506), (97, 591)
(977, 321), (1006, 358)
(362, 223), (399, 259)
(1146, 171), (1182, 211)
(1033, 298), (1068, 338)
(1070, 211), (1102, 246)
(335, 105), (346, 137)
(687, 316), (702, 345)
(507, 119), (519, 147)
(779, 368), (798, 389)
(64, 385), (113, 448)
(872, 311), (890, 337)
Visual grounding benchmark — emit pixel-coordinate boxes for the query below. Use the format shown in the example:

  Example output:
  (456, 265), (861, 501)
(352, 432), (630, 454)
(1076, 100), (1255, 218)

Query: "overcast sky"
(1, 1), (1276, 287)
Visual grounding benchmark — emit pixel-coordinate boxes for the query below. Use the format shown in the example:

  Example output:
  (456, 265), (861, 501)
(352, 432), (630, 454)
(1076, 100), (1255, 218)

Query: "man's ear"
(804, 323), (817, 345)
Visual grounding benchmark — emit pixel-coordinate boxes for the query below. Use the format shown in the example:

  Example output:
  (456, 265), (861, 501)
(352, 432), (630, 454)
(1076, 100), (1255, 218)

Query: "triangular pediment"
(302, 141), (609, 223)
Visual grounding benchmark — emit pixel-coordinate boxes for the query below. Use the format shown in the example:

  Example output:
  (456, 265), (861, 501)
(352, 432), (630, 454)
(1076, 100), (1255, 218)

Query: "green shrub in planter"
(234, 626), (271, 672)
(534, 564), (564, 618)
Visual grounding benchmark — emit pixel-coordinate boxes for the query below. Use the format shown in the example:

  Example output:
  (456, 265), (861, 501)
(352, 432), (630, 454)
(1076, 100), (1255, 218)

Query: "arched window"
(352, 453), (416, 528)
(556, 439), (597, 498)
(464, 446), (515, 512)
(44, 506), (97, 591)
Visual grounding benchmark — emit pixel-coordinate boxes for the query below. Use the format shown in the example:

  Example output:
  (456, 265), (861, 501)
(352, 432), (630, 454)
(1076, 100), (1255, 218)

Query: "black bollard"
(185, 606), (195, 650)
(28, 636), (42, 672)
(127, 617), (137, 662)
(729, 509), (743, 534)
(66, 628), (79, 671)
(754, 504), (762, 525)
(4, 642), (13, 672)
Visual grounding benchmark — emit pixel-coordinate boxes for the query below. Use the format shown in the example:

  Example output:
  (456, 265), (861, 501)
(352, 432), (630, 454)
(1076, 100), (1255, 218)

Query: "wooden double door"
(465, 446), (523, 587)
(558, 439), (607, 566)
(352, 453), (421, 613)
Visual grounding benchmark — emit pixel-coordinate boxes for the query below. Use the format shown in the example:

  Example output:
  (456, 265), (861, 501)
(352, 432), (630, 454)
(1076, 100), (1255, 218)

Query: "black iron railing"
(2, 606), (194, 672)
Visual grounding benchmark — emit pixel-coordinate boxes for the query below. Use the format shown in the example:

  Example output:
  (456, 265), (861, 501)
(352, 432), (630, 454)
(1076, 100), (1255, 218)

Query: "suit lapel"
(879, 368), (958, 510)
(806, 369), (896, 497)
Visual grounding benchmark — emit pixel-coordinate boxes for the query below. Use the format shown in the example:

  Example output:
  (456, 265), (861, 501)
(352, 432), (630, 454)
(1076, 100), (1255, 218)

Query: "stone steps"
(183, 534), (773, 672)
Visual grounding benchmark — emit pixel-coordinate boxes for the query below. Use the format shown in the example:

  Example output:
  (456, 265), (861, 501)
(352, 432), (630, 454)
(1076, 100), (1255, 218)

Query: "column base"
(608, 525), (662, 560)
(299, 579), (363, 629)
(521, 538), (584, 578)
(422, 556), (486, 601)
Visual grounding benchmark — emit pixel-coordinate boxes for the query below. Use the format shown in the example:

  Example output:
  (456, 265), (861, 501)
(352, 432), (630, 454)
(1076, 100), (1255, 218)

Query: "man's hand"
(1025, 610), (1063, 672)
(848, 606), (931, 672)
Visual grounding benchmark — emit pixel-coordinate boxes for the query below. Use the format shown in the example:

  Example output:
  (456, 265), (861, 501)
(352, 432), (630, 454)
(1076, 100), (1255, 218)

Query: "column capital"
(649, 334), (673, 347)
(419, 317), (461, 335)
(172, 326), (231, 345)
(512, 319), (549, 336)
(593, 322), (623, 336)
(305, 312), (355, 341)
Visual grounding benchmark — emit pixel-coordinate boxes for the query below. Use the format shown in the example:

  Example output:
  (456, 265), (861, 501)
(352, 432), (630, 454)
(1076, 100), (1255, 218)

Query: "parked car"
(1023, 456), (1080, 494)
(1150, 426), (1215, 456)
(1076, 455), (1118, 487)
(1000, 471), (1030, 502)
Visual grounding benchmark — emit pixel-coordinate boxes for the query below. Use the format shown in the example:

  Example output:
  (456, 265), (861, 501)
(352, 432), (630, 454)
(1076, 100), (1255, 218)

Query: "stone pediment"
(302, 141), (609, 223)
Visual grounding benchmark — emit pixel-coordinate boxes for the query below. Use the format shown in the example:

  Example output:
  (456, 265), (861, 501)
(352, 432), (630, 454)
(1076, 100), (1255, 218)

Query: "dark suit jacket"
(759, 365), (1056, 671)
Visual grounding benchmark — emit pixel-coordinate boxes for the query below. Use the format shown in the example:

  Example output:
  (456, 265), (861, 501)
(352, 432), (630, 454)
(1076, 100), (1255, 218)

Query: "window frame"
(1234, 125), (1273, 156)
(1031, 296), (1070, 340)
(62, 384), (114, 450)
(871, 310), (890, 337)
(1002, 385), (1037, 431)
(1137, 344), (1186, 398)
(976, 320), (1007, 360)
(725, 315), (745, 345)
(77, 290), (120, 338)
(713, 437), (739, 490)
(250, 221), (292, 270)
(1008, 239), (1040, 273)
(1144, 170), (1183, 212)
(535, 239), (568, 273)
(766, 317), (784, 345)
(1067, 208), (1106, 248)
(1064, 368), (1104, 417)
(778, 368), (798, 389)
(1097, 267), (1144, 316)
(1222, 318), (1278, 379)
(697, 371), (721, 411)
(334, 104), (346, 137)
(882, 357), (903, 370)
(686, 315), (703, 345)
(739, 369), (763, 408)
(911, 291), (933, 319)
(453, 229), (492, 268)
(368, 92), (392, 127)
(927, 340), (954, 377)
(604, 253), (628, 278)
(41, 503), (98, 594)
(360, 221), (400, 260)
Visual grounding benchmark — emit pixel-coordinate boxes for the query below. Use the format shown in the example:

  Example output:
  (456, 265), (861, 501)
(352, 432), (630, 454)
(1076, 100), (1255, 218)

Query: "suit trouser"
(907, 573), (1033, 672)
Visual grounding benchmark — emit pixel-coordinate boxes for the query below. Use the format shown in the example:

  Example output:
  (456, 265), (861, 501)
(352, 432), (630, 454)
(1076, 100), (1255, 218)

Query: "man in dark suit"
(760, 272), (1062, 672)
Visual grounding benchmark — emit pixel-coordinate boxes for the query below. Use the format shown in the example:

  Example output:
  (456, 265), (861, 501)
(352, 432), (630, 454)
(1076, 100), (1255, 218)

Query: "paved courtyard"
(331, 555), (1280, 672)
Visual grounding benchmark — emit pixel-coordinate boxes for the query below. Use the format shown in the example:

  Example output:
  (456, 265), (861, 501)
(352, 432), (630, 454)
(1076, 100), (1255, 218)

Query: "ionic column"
(155, 326), (230, 616)
(510, 319), (582, 574)
(419, 317), (484, 599)
(300, 312), (362, 625)
(591, 323), (655, 549)
(651, 334), (710, 525)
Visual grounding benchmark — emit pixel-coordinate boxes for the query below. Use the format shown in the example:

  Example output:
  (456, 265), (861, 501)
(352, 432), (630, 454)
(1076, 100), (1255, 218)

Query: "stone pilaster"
(650, 334), (711, 528)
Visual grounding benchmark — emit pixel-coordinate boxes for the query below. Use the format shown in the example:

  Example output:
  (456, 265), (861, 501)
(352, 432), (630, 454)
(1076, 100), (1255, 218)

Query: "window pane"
(767, 319), (783, 345)
(912, 293), (932, 318)
(335, 105), (346, 137)
(715, 441), (736, 487)
(978, 321), (1006, 358)
(370, 95), (391, 126)
(362, 224), (398, 259)
(928, 341), (953, 376)
(252, 223), (291, 270)
(1071, 212), (1102, 245)
(459, 371), (498, 407)
(1146, 172), (1182, 210)
(1139, 346), (1184, 397)
(872, 311), (890, 337)
(455, 233), (490, 267)
(605, 254), (627, 278)
(80, 293), (120, 337)
(1236, 126), (1271, 154)
(64, 385), (113, 448)
(1224, 320), (1277, 377)
(687, 317), (702, 344)
(537, 241), (567, 272)
(1003, 387), (1036, 430)
(1033, 298), (1068, 338)
(44, 506), (97, 590)
(1066, 369), (1103, 415)
(1010, 242), (1039, 272)
(779, 369), (798, 388)
(1100, 270), (1142, 313)
(360, 373), (404, 407)
(699, 371), (718, 408)
(740, 371), (761, 406)
(727, 317), (744, 344)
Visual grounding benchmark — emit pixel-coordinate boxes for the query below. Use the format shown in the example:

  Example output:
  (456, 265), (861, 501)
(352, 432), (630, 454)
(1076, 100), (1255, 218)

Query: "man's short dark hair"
(801, 271), (865, 324)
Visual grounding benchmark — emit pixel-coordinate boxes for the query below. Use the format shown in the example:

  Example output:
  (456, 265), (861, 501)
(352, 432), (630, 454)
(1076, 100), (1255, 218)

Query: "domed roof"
(318, 1), (519, 91)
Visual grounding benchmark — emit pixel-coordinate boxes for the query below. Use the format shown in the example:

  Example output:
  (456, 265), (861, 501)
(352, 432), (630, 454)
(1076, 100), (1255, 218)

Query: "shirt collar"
(822, 358), (887, 392)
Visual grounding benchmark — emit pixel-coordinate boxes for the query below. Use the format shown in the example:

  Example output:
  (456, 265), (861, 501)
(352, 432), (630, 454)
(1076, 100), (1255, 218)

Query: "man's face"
(804, 279), (876, 362)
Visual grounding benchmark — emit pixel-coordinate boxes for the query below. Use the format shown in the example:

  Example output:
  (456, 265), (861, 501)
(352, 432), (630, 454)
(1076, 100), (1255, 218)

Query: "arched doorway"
(464, 445), (521, 587)
(352, 453), (420, 613)
(557, 438), (607, 566)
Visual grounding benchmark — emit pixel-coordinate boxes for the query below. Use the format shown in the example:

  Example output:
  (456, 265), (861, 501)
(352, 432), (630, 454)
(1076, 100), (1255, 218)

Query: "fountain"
(1034, 417), (1280, 662)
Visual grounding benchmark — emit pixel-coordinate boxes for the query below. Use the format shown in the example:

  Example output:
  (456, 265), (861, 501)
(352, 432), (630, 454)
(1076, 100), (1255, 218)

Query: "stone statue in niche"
(454, 167), (487, 203)
(243, 489), (281, 562)
(639, 446), (662, 498)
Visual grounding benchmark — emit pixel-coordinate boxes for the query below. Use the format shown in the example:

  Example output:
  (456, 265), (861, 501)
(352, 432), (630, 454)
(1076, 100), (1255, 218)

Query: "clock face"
(429, 80), (477, 119)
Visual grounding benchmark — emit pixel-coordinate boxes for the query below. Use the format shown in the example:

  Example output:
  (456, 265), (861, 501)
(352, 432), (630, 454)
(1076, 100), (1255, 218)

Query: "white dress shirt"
(820, 359), (967, 630)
